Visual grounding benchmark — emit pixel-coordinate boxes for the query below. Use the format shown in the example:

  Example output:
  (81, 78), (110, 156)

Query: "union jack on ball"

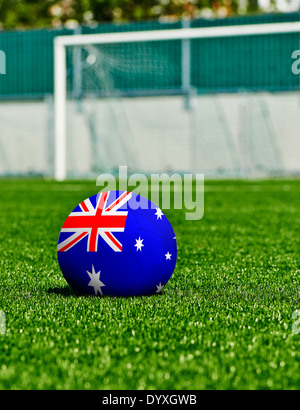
(57, 191), (177, 296)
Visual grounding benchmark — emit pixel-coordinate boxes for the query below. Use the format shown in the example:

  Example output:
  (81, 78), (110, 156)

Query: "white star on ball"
(86, 265), (105, 296)
(156, 283), (164, 293)
(165, 252), (172, 260)
(134, 237), (144, 251)
(155, 208), (164, 220)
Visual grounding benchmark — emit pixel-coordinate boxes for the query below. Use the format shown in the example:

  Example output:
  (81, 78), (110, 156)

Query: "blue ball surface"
(57, 191), (177, 296)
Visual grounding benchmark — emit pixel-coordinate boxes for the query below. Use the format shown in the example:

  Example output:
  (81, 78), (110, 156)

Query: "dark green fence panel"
(0, 13), (299, 100)
(192, 32), (300, 92)
(0, 28), (72, 99)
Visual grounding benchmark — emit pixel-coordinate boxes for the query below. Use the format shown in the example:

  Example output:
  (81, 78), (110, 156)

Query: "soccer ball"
(57, 191), (177, 296)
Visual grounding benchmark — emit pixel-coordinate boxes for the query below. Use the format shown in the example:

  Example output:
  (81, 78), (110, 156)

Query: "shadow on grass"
(47, 286), (164, 299)
(47, 286), (81, 297)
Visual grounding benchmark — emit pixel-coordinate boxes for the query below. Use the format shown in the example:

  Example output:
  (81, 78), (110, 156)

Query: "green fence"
(0, 12), (299, 99)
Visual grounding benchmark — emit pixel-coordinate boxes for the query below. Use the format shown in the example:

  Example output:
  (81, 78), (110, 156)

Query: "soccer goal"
(54, 22), (300, 180)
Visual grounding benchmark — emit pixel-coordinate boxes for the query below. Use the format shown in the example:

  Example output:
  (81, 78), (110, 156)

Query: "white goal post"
(54, 21), (300, 181)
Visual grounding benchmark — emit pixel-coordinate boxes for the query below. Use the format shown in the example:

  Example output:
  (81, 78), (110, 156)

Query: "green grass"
(0, 179), (299, 390)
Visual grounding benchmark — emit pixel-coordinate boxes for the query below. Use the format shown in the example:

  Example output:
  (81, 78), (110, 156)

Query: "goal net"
(54, 23), (300, 180)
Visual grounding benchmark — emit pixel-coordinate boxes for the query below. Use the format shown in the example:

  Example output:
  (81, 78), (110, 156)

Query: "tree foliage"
(0, 0), (263, 30)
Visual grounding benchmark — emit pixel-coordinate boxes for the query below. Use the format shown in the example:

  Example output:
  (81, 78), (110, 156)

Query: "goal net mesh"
(64, 32), (300, 177)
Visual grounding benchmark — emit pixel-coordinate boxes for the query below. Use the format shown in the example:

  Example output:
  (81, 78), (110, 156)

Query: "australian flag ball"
(57, 191), (177, 296)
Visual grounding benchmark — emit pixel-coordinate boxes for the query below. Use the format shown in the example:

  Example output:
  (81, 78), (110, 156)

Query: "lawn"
(0, 178), (299, 389)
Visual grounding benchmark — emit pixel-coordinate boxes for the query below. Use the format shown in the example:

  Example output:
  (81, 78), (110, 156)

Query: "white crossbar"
(55, 22), (300, 47)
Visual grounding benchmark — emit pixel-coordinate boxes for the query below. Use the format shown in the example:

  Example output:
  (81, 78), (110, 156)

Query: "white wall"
(0, 91), (299, 177)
